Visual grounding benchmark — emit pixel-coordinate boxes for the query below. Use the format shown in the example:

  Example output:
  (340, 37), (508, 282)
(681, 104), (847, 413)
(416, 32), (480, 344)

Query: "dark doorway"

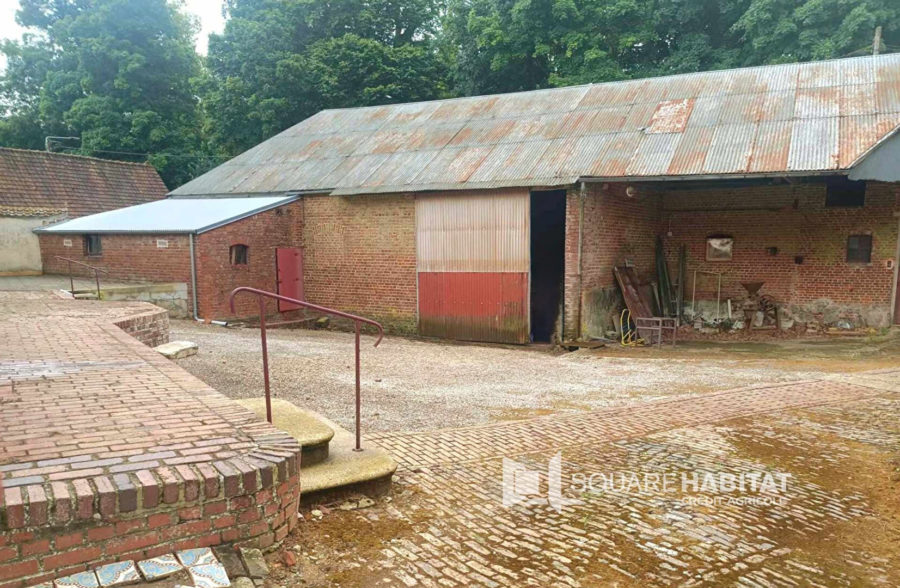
(530, 190), (567, 342)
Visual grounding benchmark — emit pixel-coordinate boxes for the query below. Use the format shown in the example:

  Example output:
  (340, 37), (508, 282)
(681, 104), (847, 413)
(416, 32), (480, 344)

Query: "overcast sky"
(0, 0), (227, 57)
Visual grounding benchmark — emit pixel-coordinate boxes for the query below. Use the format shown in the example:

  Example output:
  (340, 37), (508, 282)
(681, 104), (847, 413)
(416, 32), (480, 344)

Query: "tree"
(203, 0), (449, 156)
(0, 0), (205, 187)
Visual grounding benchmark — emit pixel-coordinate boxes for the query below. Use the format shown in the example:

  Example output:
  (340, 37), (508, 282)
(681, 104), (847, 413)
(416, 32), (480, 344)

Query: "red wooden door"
(276, 248), (303, 312)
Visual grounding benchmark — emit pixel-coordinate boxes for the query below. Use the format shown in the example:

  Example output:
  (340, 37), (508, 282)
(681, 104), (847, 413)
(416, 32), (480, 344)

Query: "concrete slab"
(154, 340), (199, 359)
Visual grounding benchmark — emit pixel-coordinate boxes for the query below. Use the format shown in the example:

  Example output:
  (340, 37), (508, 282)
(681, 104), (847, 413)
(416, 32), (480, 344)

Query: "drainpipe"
(575, 181), (586, 340)
(189, 233), (201, 321)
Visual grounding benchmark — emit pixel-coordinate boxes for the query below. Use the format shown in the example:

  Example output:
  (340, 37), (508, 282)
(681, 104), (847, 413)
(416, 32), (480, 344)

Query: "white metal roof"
(35, 195), (298, 234)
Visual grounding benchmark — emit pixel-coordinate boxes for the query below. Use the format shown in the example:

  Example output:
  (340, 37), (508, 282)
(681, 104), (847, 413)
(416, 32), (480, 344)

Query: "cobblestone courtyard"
(265, 371), (900, 587)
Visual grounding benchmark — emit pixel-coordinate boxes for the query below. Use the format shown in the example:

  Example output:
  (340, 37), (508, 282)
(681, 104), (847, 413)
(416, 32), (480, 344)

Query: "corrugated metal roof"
(171, 54), (900, 198)
(35, 195), (297, 234)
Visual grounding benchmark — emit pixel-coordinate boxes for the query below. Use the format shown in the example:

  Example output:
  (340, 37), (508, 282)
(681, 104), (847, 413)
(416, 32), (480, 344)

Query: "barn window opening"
(83, 234), (102, 256)
(230, 244), (249, 265)
(825, 177), (865, 207)
(846, 234), (872, 264)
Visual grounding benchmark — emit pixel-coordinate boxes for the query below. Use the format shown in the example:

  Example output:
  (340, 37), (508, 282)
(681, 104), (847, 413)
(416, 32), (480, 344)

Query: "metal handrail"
(54, 256), (110, 299)
(229, 287), (384, 451)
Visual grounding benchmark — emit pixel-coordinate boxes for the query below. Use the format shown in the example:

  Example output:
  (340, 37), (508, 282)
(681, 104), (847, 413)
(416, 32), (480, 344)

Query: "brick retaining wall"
(0, 293), (302, 588)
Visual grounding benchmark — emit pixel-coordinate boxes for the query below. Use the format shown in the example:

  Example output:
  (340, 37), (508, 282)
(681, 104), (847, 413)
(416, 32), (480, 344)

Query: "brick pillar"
(563, 189), (582, 341)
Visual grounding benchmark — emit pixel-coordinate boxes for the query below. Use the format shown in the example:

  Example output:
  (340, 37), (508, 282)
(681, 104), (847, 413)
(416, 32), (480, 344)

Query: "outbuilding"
(37, 195), (304, 319)
(40, 54), (900, 343)
(0, 148), (167, 275)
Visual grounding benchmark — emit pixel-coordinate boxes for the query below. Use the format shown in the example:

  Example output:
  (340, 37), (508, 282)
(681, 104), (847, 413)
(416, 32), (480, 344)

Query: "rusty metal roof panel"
(358, 150), (440, 188)
(795, 87), (841, 118)
(412, 146), (494, 185)
(687, 95), (724, 127)
(467, 141), (553, 183)
(748, 121), (792, 173)
(788, 117), (839, 171)
(171, 54), (900, 196)
(703, 123), (756, 173)
(756, 90), (796, 122)
(667, 127), (715, 175)
(626, 133), (681, 176)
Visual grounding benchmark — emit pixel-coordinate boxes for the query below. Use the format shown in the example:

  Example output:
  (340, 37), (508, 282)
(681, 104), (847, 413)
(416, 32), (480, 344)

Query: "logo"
(502, 452), (582, 512)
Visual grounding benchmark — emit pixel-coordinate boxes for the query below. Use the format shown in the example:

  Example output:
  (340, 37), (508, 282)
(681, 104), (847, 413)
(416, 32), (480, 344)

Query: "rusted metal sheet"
(417, 272), (529, 344)
(788, 117), (840, 171)
(416, 190), (530, 344)
(171, 54), (900, 197)
(646, 99), (695, 133)
(748, 121), (792, 172)
(415, 191), (529, 273)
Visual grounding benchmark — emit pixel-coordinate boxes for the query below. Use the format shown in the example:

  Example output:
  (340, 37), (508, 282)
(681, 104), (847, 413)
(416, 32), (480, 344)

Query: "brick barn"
(36, 196), (304, 319)
(39, 54), (900, 343)
(0, 148), (167, 275)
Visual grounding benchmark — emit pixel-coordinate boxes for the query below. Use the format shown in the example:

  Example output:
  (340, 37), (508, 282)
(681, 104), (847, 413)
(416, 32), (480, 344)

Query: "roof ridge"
(0, 147), (158, 169)
(314, 53), (897, 115)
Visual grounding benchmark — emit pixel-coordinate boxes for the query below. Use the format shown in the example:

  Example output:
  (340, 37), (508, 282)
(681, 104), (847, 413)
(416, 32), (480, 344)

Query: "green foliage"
(1, 0), (205, 187)
(203, 0), (449, 156)
(0, 0), (898, 189)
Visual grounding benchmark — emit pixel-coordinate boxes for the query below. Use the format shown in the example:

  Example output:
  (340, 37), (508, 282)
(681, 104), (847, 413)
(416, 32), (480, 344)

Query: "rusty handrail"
(229, 287), (384, 451)
(54, 256), (110, 299)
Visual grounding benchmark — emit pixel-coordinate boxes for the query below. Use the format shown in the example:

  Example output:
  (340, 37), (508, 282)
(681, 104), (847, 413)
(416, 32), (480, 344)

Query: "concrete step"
(72, 291), (99, 300)
(297, 412), (397, 506)
(236, 398), (333, 467)
(236, 397), (397, 505)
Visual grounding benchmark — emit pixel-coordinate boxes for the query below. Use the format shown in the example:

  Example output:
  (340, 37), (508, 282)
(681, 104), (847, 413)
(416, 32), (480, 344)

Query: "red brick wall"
(194, 201), (303, 320)
(301, 194), (417, 333)
(0, 471), (299, 588)
(39, 233), (194, 314)
(564, 180), (900, 338)
(564, 184), (662, 339)
(662, 181), (899, 326)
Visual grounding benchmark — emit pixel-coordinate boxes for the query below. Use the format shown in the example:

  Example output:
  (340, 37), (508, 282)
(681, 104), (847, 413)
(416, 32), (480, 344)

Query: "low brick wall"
(110, 306), (170, 347)
(0, 469), (299, 588)
(0, 293), (302, 588)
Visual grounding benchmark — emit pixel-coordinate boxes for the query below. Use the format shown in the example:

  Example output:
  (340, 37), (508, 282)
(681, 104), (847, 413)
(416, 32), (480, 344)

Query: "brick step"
(236, 398), (397, 505)
(236, 398), (334, 467)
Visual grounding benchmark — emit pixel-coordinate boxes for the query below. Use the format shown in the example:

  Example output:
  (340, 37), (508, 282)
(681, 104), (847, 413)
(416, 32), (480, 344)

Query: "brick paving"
(282, 370), (900, 587)
(0, 292), (301, 587)
(367, 379), (882, 468)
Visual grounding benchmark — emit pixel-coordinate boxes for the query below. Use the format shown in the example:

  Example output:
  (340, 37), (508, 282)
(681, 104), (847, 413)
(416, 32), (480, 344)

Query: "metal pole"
(354, 321), (362, 452)
(94, 269), (101, 300)
(259, 297), (272, 424)
(68, 261), (74, 294)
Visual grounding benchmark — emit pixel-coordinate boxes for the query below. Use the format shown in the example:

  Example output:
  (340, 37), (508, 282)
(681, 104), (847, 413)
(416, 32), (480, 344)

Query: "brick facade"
(662, 181), (899, 327)
(301, 194), (417, 333)
(563, 184), (662, 340)
(39, 233), (194, 314)
(194, 201), (303, 320)
(564, 180), (900, 339)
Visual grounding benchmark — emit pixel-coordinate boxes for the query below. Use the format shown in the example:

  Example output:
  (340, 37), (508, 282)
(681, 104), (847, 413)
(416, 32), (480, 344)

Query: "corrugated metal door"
(416, 191), (530, 343)
(276, 247), (304, 312)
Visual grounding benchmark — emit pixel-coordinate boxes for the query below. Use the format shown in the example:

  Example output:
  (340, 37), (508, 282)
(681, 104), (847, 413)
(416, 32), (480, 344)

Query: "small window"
(83, 234), (102, 256)
(825, 177), (865, 207)
(847, 234), (872, 264)
(230, 244), (249, 265)
(706, 236), (733, 261)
